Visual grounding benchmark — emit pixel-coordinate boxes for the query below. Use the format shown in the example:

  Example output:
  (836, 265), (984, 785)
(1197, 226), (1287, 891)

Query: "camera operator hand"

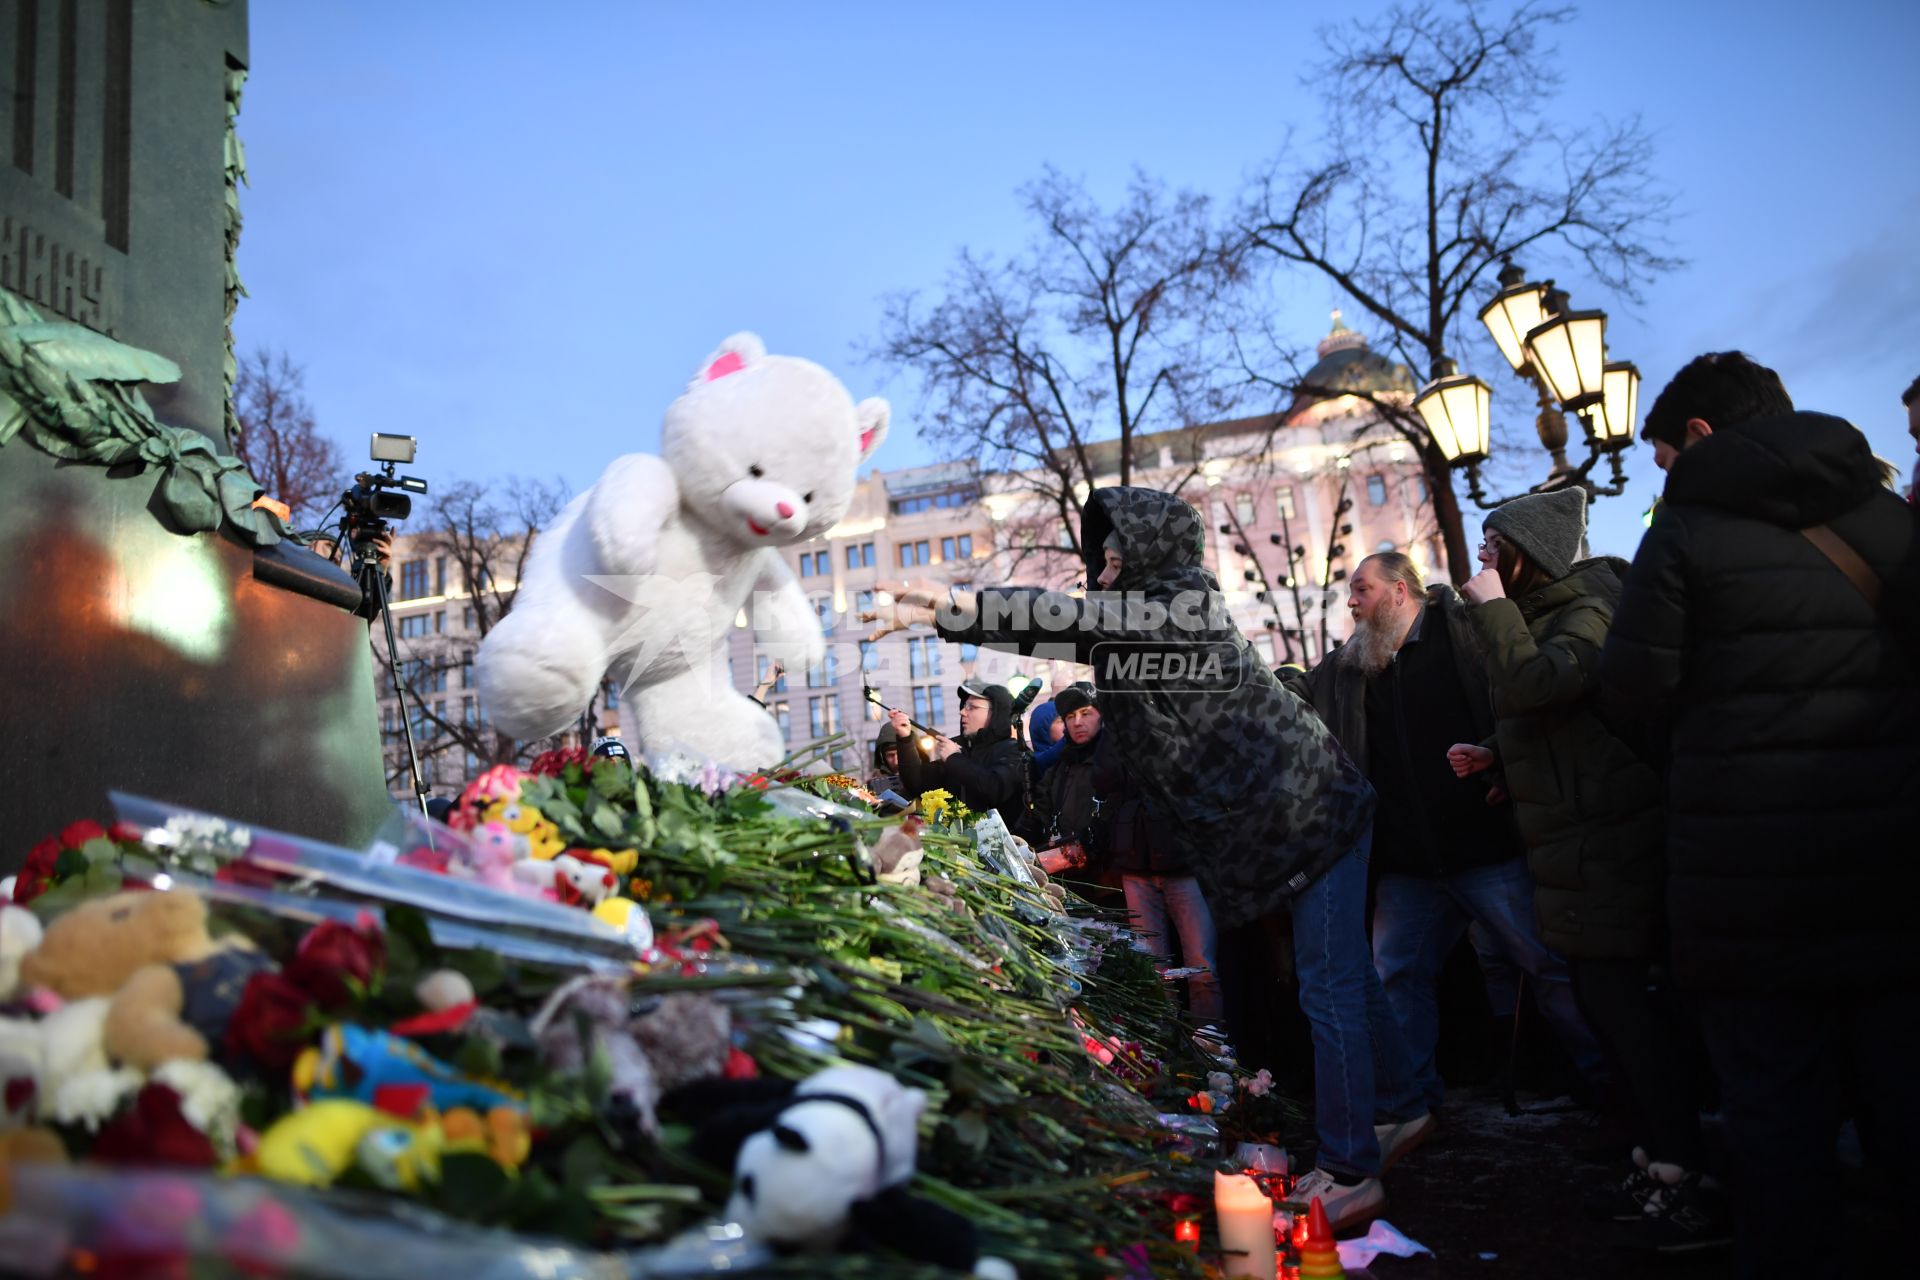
(370, 528), (395, 568)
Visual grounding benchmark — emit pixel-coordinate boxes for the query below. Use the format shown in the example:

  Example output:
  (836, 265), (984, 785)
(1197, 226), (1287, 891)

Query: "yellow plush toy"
(17, 890), (265, 1071)
(253, 1098), (400, 1187)
(479, 798), (566, 861)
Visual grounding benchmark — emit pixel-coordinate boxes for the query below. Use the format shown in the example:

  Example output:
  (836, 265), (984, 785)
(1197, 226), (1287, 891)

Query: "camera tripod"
(343, 527), (432, 820)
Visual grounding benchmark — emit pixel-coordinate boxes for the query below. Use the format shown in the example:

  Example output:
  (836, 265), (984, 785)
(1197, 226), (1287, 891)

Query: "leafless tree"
(871, 168), (1269, 585)
(1234, 0), (1678, 581)
(373, 477), (572, 787)
(230, 348), (347, 528)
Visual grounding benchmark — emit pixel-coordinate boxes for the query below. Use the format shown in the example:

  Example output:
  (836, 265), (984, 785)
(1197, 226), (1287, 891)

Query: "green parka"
(1469, 557), (1665, 959)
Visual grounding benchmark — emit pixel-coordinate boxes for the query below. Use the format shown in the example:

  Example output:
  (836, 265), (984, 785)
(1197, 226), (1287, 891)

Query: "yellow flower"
(917, 789), (954, 822)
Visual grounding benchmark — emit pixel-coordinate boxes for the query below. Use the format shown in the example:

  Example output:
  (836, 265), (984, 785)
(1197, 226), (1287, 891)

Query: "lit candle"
(1214, 1170), (1276, 1279)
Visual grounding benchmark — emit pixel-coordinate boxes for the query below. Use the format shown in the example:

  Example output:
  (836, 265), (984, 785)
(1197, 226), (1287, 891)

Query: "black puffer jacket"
(895, 685), (1030, 819)
(936, 486), (1374, 928)
(1031, 728), (1188, 878)
(1472, 559), (1665, 960)
(1601, 411), (1920, 992)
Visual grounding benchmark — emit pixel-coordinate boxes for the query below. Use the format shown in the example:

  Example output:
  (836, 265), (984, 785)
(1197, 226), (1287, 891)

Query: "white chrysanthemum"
(50, 1068), (142, 1129)
(152, 1059), (242, 1154)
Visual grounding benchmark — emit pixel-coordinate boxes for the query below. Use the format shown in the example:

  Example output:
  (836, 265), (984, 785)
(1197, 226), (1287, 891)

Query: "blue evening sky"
(233, 1), (1920, 561)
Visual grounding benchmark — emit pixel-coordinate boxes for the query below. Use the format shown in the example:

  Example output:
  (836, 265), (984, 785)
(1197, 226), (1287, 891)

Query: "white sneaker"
(1373, 1111), (1434, 1172)
(1288, 1167), (1386, 1231)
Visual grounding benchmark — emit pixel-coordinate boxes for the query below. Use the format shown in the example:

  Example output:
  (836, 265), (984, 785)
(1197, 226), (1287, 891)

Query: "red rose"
(108, 821), (148, 845)
(528, 746), (591, 777)
(90, 1084), (218, 1167)
(12, 837), (63, 904)
(283, 920), (386, 1011)
(60, 819), (109, 848)
(215, 860), (283, 890)
(222, 973), (318, 1072)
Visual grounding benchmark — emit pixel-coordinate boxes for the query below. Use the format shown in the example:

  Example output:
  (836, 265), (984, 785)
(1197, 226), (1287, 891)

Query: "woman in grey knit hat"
(1450, 486), (1725, 1249)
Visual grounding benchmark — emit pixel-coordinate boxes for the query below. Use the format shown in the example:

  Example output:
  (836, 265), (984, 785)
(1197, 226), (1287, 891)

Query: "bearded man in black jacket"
(1602, 351), (1920, 1279)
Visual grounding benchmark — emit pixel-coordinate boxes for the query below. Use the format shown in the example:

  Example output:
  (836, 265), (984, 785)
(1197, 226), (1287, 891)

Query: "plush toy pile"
(0, 748), (1250, 1279)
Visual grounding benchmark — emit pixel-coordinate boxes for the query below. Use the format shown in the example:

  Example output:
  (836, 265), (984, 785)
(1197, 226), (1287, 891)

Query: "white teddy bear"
(476, 333), (887, 769)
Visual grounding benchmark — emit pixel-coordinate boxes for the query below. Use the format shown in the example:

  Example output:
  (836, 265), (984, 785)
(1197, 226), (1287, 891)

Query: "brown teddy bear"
(17, 891), (268, 1071)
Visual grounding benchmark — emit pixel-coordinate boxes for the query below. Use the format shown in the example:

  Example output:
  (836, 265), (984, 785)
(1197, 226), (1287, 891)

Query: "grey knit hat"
(1483, 486), (1588, 582)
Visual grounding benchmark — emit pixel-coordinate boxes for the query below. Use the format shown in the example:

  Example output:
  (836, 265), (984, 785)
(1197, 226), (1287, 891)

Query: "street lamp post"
(1425, 258), (1642, 508)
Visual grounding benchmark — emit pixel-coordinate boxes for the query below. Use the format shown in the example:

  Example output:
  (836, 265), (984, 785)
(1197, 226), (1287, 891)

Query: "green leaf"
(445, 946), (507, 996)
(437, 1152), (513, 1215)
(560, 1131), (624, 1192)
(51, 848), (90, 880)
(455, 1035), (505, 1082)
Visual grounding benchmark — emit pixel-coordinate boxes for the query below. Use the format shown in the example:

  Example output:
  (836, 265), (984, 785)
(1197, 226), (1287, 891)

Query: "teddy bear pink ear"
(689, 333), (768, 391)
(855, 397), (891, 463)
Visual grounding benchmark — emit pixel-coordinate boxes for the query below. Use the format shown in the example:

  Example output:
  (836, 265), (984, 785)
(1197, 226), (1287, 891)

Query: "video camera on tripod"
(334, 433), (434, 817)
(340, 432), (429, 559)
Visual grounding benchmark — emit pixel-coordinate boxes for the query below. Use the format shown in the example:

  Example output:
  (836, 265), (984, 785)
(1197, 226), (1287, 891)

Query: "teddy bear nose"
(776, 502), (795, 519)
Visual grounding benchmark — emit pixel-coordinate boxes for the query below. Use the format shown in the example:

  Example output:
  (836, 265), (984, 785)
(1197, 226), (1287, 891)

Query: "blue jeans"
(1372, 859), (1606, 1112)
(1122, 874), (1223, 1026)
(1290, 831), (1426, 1179)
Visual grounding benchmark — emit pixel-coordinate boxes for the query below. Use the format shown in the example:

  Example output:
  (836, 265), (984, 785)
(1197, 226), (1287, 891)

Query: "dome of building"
(1286, 310), (1417, 422)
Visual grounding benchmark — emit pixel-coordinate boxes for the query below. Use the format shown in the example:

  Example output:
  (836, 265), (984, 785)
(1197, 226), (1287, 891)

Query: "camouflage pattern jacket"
(937, 486), (1374, 928)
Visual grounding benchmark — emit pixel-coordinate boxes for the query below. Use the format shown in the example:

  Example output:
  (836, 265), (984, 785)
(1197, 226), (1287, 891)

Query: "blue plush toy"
(296, 1024), (524, 1115)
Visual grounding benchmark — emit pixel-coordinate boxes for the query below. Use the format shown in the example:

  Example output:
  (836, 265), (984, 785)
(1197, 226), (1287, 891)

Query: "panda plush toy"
(475, 333), (888, 770)
(669, 1064), (1015, 1278)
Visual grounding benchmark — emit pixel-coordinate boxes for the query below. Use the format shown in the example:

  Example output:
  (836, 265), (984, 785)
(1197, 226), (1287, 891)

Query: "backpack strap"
(1800, 524), (1883, 609)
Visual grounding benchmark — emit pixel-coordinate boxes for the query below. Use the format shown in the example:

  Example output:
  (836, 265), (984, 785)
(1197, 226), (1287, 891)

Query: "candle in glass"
(1214, 1170), (1277, 1279)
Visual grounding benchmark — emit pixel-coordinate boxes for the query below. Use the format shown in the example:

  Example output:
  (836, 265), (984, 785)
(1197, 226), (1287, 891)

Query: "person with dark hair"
(865, 487), (1424, 1231)
(1294, 550), (1603, 1122)
(1449, 487), (1719, 1253)
(867, 721), (904, 797)
(889, 677), (1028, 819)
(1602, 361), (1920, 1278)
(1638, 351), (1794, 473)
(1903, 374), (1920, 505)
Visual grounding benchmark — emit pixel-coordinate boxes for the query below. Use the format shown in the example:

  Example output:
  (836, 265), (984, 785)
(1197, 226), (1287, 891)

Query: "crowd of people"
(861, 352), (1917, 1276)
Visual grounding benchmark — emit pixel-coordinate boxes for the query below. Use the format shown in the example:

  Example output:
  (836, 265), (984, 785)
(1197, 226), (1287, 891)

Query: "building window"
(398, 560), (429, 600)
(773, 702), (791, 738)
(959, 642), (978, 662)
(1235, 493), (1255, 526)
(898, 540), (930, 568)
(1275, 487), (1296, 521)
(460, 649), (474, 688)
(806, 651), (840, 687)
(382, 707), (397, 735)
(433, 610), (445, 633)
(813, 596), (834, 634)
(757, 654), (788, 694)
(462, 696), (476, 725)
(941, 534), (973, 561)
(912, 685), (946, 726)
(855, 589), (875, 617)
(435, 557), (447, 595)
(1254, 634), (1276, 666)
(604, 679), (620, 711)
(866, 696), (884, 722)
(799, 550), (830, 578)
(859, 640), (880, 673)
(398, 614), (429, 639)
(908, 637), (941, 679)
(890, 488), (973, 516)
(462, 605), (476, 630)
(847, 542), (875, 570)
(808, 695), (840, 737)
(1367, 474), (1389, 506)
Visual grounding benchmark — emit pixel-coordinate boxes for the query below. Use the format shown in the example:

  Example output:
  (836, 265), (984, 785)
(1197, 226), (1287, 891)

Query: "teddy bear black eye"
(739, 1173), (757, 1204)
(803, 491), (815, 504)
(749, 465), (765, 479)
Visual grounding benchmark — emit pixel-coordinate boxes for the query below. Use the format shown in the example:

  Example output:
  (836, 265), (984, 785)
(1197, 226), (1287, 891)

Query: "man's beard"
(1341, 605), (1402, 677)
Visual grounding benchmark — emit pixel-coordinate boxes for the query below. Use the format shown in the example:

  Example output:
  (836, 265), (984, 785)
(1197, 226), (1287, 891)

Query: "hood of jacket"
(1515, 555), (1628, 621)
(1080, 486), (1218, 599)
(1028, 700), (1061, 747)
(872, 720), (901, 770)
(1662, 411), (1886, 529)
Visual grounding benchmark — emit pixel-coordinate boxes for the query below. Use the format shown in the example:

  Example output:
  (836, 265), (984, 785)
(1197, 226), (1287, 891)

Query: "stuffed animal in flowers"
(474, 332), (888, 769)
(667, 1064), (1015, 1278)
(16, 890), (271, 1071)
